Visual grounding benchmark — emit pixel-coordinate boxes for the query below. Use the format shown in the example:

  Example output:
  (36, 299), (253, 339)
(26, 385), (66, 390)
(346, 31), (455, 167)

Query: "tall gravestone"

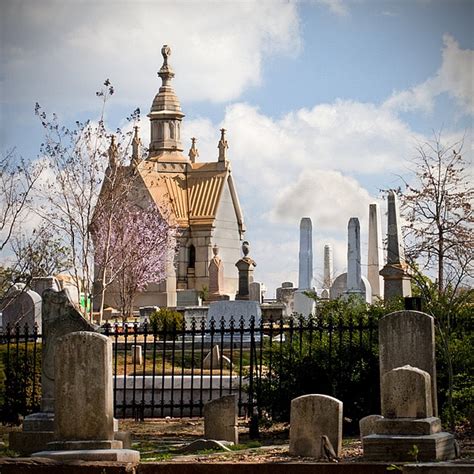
(323, 244), (333, 290)
(362, 310), (456, 462)
(346, 217), (362, 294)
(9, 290), (96, 454)
(367, 203), (383, 301)
(208, 244), (226, 301)
(204, 394), (238, 444)
(379, 310), (437, 414)
(34, 331), (139, 461)
(294, 218), (315, 316)
(235, 241), (256, 301)
(298, 218), (313, 290)
(380, 191), (411, 299)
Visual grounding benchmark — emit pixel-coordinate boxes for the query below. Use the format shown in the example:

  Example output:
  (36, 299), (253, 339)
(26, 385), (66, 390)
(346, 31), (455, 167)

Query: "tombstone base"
(9, 431), (55, 455)
(32, 448), (140, 462)
(363, 432), (456, 461)
(23, 412), (55, 432)
(374, 417), (442, 435)
(47, 439), (123, 451)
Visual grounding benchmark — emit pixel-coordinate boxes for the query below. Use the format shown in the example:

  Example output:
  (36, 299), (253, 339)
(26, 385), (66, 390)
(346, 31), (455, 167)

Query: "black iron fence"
(0, 314), (379, 431)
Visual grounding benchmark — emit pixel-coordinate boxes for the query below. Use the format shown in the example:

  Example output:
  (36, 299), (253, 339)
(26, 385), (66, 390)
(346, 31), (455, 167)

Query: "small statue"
(218, 128), (228, 162)
(188, 137), (199, 163)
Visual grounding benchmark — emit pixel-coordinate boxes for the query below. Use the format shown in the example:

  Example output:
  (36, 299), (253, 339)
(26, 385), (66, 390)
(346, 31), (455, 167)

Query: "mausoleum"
(94, 45), (245, 310)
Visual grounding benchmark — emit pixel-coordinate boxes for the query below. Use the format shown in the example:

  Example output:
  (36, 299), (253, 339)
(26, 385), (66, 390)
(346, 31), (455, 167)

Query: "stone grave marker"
(204, 394), (238, 444)
(1, 287), (41, 331)
(379, 310), (437, 415)
(289, 394), (342, 458)
(34, 331), (139, 461)
(381, 365), (433, 419)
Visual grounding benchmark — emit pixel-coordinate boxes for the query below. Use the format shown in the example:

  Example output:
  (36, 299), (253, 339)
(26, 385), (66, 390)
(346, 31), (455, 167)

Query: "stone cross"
(323, 244), (333, 289)
(298, 217), (313, 290)
(347, 217), (362, 294)
(367, 203), (383, 300)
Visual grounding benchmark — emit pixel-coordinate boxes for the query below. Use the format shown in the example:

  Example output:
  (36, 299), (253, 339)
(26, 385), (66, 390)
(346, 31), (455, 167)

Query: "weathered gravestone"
(9, 289), (95, 454)
(359, 415), (384, 440)
(362, 310), (456, 462)
(289, 394), (342, 458)
(382, 365), (433, 419)
(1, 287), (41, 331)
(31, 276), (61, 296)
(34, 331), (139, 462)
(379, 310), (437, 414)
(202, 344), (231, 370)
(204, 394), (238, 444)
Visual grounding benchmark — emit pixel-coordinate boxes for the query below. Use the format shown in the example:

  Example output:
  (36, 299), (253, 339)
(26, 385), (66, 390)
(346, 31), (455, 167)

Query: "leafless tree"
(400, 134), (473, 293)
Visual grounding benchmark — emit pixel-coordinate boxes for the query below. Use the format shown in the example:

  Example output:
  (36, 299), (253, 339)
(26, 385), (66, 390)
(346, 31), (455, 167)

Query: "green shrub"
(149, 308), (184, 335)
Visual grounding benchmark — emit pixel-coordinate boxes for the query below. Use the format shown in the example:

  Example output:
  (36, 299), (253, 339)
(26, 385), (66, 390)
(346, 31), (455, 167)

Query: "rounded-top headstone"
(282, 282), (294, 288)
(289, 394), (343, 458)
(381, 365), (433, 419)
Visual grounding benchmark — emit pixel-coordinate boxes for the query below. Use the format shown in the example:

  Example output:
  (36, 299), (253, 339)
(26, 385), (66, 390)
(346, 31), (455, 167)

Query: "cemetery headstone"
(202, 344), (231, 370)
(235, 241), (256, 300)
(362, 309), (456, 462)
(34, 331), (139, 461)
(31, 276), (61, 297)
(379, 310), (437, 414)
(208, 244), (225, 301)
(131, 345), (143, 366)
(289, 394), (342, 458)
(381, 365), (433, 419)
(204, 394), (238, 444)
(1, 287), (41, 331)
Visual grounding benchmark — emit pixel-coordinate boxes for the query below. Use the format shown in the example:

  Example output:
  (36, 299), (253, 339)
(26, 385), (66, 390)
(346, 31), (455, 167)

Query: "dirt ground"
(0, 418), (472, 464)
(118, 418), (473, 464)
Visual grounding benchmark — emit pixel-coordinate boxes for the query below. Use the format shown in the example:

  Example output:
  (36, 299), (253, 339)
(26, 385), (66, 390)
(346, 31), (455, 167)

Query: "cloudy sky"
(1, 0), (473, 296)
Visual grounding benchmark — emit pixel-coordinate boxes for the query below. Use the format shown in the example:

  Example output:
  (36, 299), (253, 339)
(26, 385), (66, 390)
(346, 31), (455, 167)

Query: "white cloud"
(384, 34), (474, 115)
(316, 0), (349, 17)
(1, 1), (301, 112)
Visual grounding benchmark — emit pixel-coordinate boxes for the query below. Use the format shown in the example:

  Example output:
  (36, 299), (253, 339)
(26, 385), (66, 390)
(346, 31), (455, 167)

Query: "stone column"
(380, 191), (412, 299)
(298, 217), (313, 290)
(367, 203), (383, 301)
(235, 241), (256, 301)
(323, 244), (333, 290)
(346, 218), (362, 294)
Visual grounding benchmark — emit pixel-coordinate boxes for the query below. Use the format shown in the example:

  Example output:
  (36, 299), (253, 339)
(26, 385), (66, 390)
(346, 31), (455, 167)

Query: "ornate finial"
(188, 137), (199, 163)
(131, 126), (142, 166)
(218, 128), (228, 162)
(242, 240), (250, 257)
(108, 135), (118, 168)
(158, 44), (174, 85)
(212, 244), (219, 257)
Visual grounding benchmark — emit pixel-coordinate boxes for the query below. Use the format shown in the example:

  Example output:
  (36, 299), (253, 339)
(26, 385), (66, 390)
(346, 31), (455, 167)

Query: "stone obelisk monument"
(380, 191), (412, 299)
(323, 244), (333, 289)
(367, 203), (383, 301)
(294, 218), (315, 316)
(346, 218), (362, 295)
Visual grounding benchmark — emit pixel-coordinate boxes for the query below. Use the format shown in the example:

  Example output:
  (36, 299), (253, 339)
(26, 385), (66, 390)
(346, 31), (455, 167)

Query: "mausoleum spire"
(188, 137), (199, 163)
(148, 45), (185, 159)
(218, 128), (228, 162)
(108, 135), (118, 169)
(131, 126), (142, 167)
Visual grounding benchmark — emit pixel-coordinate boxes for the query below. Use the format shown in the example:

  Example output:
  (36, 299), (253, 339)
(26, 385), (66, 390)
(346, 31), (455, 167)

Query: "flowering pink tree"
(93, 199), (176, 320)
